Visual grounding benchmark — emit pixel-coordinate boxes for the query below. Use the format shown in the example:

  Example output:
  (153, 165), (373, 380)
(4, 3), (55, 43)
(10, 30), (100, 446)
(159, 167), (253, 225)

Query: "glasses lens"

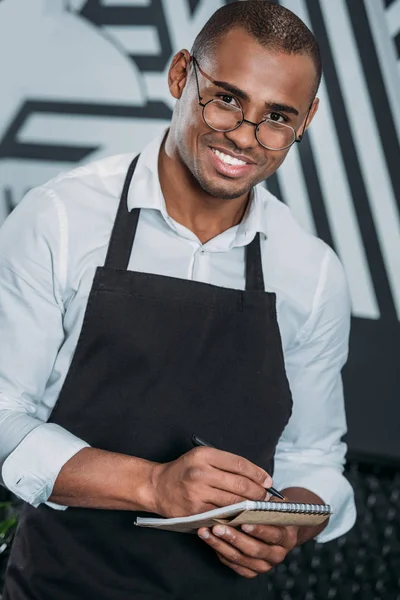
(257, 120), (296, 150)
(203, 100), (243, 132)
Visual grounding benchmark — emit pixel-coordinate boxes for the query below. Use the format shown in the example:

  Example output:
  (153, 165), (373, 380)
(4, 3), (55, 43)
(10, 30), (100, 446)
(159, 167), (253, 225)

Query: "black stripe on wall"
(0, 99), (172, 162)
(346, 0), (400, 216)
(305, 0), (397, 321)
(188, 0), (202, 15)
(265, 172), (282, 201)
(80, 0), (172, 72)
(394, 31), (400, 58)
(297, 134), (335, 250)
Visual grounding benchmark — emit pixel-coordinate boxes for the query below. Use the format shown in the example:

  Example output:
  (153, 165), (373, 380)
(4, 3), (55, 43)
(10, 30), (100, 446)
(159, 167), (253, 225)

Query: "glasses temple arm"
(296, 103), (313, 143)
(191, 56), (203, 102)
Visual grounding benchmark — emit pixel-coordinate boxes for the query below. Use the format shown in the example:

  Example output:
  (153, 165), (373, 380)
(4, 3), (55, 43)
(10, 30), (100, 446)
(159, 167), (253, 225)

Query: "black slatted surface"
(1, 461), (399, 599)
(264, 462), (400, 599)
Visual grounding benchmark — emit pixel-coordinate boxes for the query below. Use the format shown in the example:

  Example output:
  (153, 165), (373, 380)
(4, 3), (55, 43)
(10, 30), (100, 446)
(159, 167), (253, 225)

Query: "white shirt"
(0, 132), (356, 542)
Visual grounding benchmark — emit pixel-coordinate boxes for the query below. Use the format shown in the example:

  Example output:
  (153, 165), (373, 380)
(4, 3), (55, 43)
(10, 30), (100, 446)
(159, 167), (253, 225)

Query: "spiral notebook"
(135, 500), (332, 533)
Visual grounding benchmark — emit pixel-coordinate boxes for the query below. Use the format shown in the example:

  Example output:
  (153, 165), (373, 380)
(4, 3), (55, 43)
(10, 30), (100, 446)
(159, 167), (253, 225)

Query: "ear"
(297, 97), (319, 140)
(168, 49), (192, 100)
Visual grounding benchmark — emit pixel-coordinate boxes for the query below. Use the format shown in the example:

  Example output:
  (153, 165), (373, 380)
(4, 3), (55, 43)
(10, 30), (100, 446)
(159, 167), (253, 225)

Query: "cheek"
(265, 149), (289, 178)
(176, 103), (207, 156)
(180, 91), (207, 133)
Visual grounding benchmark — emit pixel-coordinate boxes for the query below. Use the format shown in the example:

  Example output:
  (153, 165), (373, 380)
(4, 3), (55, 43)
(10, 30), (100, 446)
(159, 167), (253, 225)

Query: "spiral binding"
(252, 501), (332, 514)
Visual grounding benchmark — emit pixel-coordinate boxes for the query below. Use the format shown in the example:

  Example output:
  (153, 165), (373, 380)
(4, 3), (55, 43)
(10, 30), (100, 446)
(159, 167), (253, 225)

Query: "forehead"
(203, 28), (317, 111)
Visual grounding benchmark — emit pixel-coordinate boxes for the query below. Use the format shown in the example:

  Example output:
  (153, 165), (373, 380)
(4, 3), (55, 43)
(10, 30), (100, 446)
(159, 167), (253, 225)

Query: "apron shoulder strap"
(245, 233), (265, 292)
(104, 155), (141, 271)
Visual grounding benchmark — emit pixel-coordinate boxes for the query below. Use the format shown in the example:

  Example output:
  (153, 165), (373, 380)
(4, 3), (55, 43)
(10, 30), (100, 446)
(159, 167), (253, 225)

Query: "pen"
(191, 433), (285, 500)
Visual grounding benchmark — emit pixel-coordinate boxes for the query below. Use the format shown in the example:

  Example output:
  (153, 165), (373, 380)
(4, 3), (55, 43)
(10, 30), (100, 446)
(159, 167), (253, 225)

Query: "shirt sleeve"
(273, 247), (356, 543)
(0, 187), (89, 508)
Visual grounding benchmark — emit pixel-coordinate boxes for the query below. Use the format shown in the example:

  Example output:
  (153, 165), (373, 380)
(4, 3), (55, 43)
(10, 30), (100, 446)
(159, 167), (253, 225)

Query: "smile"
(211, 148), (248, 166)
(208, 147), (255, 179)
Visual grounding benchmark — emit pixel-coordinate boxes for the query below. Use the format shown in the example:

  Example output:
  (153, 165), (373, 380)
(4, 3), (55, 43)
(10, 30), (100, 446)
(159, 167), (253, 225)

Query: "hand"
(150, 447), (272, 518)
(198, 523), (299, 578)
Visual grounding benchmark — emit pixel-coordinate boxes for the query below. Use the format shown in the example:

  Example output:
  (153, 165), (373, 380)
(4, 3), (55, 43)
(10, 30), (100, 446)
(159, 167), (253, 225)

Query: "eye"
(217, 94), (240, 108)
(267, 112), (287, 123)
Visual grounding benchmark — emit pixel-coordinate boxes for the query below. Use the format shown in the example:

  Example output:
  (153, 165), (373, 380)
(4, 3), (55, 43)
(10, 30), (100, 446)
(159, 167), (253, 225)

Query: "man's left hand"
(198, 523), (299, 578)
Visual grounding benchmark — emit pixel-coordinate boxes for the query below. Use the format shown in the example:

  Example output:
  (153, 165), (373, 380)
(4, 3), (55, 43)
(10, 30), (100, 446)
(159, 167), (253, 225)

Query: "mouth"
(208, 146), (256, 179)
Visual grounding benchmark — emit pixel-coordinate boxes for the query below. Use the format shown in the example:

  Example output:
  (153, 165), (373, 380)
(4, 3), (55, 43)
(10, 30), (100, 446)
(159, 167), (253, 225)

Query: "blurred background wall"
(0, 0), (399, 463)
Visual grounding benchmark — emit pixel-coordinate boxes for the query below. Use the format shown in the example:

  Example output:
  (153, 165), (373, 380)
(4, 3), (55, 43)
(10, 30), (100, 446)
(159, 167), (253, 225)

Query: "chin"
(197, 174), (253, 200)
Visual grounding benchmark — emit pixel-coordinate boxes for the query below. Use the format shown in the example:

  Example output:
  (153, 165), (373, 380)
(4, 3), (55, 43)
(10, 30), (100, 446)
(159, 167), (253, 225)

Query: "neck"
(158, 132), (250, 244)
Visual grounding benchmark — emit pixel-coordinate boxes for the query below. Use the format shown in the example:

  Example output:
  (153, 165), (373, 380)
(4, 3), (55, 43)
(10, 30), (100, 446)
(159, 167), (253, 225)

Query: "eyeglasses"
(191, 56), (311, 152)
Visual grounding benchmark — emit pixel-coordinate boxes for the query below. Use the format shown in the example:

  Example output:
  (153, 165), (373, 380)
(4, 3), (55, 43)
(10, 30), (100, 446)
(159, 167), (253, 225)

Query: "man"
(0, 2), (356, 598)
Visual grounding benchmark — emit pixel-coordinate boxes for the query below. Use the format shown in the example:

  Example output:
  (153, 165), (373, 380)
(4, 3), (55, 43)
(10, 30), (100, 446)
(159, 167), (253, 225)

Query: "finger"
(202, 490), (250, 509)
(212, 524), (273, 561)
(208, 467), (270, 502)
(206, 488), (271, 509)
(205, 448), (272, 489)
(217, 553), (259, 578)
(241, 524), (298, 551)
(212, 524), (288, 568)
(198, 527), (272, 574)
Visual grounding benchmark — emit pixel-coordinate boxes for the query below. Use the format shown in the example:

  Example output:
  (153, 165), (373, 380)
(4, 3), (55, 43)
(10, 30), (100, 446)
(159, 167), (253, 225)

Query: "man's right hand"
(149, 446), (272, 518)
(50, 446), (272, 515)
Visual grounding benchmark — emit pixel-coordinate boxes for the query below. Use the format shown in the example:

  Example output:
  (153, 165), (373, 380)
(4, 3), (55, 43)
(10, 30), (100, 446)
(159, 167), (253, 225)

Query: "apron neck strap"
(245, 233), (265, 292)
(104, 155), (140, 271)
(104, 155), (265, 292)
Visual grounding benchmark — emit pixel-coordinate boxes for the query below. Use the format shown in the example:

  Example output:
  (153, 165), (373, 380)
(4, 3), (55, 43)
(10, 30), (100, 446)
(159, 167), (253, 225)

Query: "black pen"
(191, 434), (285, 500)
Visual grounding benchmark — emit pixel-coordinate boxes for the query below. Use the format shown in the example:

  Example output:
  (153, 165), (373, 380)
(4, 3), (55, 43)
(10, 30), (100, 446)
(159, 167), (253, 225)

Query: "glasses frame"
(191, 55), (312, 152)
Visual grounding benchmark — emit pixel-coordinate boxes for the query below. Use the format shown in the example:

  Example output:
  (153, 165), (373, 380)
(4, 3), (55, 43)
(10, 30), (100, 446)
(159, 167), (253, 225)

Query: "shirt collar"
(236, 186), (268, 244)
(127, 129), (269, 244)
(127, 129), (168, 215)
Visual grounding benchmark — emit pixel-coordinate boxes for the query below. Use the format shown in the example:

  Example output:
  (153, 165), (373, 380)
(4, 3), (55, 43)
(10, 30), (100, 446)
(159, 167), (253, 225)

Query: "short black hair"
(191, 0), (321, 98)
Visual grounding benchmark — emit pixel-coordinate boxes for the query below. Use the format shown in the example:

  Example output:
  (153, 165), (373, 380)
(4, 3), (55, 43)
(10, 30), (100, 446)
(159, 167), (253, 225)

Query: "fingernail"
(242, 524), (255, 533)
(263, 476), (272, 488)
(264, 491), (271, 501)
(199, 530), (210, 539)
(213, 525), (226, 537)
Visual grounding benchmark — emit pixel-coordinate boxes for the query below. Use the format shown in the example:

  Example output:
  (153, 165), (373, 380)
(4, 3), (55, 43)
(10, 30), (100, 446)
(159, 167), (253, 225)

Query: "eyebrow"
(265, 102), (299, 117)
(211, 79), (299, 116)
(212, 79), (250, 102)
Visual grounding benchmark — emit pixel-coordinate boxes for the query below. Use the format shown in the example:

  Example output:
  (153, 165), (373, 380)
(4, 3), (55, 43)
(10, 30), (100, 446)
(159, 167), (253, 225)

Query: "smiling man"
(0, 2), (355, 599)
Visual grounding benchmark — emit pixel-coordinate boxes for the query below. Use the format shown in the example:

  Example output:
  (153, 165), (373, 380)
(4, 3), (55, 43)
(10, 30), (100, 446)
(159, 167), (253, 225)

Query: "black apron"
(3, 155), (293, 600)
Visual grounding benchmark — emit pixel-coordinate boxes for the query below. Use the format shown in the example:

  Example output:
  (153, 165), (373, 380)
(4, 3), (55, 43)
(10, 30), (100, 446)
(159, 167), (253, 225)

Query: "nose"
(223, 119), (259, 151)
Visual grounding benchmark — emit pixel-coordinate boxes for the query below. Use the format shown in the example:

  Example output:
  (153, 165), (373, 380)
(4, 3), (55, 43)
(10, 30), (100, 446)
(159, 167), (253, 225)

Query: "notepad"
(135, 500), (332, 533)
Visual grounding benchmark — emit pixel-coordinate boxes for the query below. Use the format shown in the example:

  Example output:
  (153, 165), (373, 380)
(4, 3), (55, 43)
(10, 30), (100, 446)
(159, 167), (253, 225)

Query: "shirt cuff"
(273, 464), (356, 542)
(1, 423), (90, 509)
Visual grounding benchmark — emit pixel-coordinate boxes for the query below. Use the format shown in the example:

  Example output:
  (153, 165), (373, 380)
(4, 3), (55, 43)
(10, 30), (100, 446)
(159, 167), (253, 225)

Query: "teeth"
(213, 148), (247, 166)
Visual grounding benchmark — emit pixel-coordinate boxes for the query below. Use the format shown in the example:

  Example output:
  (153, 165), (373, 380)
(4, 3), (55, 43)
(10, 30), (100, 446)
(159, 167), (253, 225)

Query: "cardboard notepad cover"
(135, 501), (332, 534)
